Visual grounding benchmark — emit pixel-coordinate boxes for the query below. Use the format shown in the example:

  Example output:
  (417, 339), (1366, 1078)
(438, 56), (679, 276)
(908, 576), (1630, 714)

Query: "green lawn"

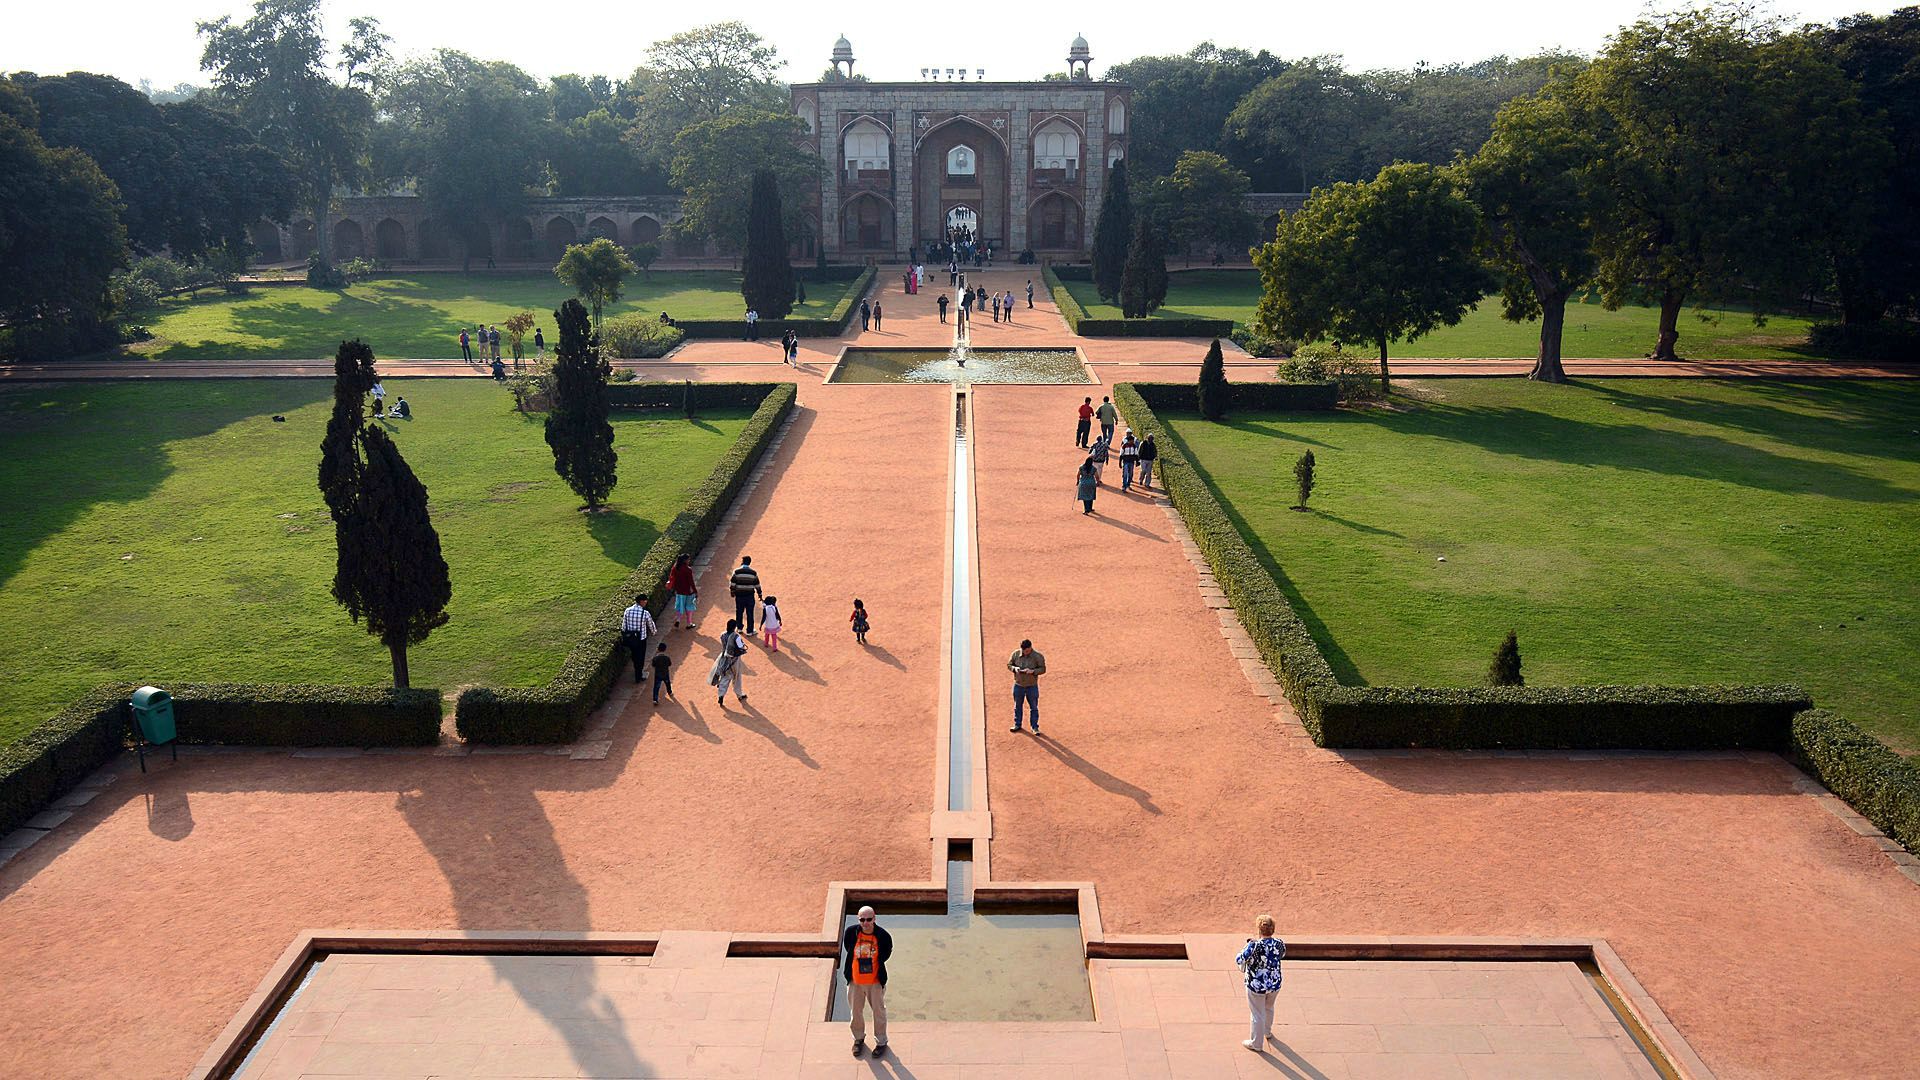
(0, 380), (749, 747)
(1066, 270), (1823, 360)
(1162, 379), (1920, 750)
(131, 270), (856, 360)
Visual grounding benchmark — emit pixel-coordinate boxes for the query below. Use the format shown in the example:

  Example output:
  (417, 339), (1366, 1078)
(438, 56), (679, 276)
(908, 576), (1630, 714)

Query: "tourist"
(1076, 457), (1099, 516)
(534, 327), (545, 360)
(843, 905), (893, 1058)
(937, 294), (950, 323)
(992, 292), (1002, 323)
(370, 379), (386, 417)
(730, 555), (763, 634)
(490, 325), (502, 360)
(459, 328), (472, 363)
(1075, 396), (1094, 448)
(1119, 431), (1140, 491)
(1096, 396), (1118, 443)
(1089, 431), (1111, 482)
(1003, 290), (1016, 320)
(709, 619), (749, 706)
(1008, 638), (1046, 731)
(668, 553), (698, 629)
(1138, 433), (1158, 490)
(744, 307), (760, 341)
(873, 301), (883, 330)
(650, 641), (673, 704)
(620, 592), (657, 684)
(392, 396), (411, 420)
(850, 598), (870, 645)
(1236, 916), (1286, 1051)
(491, 357), (507, 381)
(760, 595), (783, 652)
(949, 260), (958, 286)
(860, 298), (872, 331)
(788, 331), (801, 365)
(1026, 279), (1034, 308)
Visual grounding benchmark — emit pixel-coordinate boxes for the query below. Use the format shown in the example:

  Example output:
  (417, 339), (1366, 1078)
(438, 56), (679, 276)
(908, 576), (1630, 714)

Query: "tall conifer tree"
(1091, 159), (1134, 302)
(333, 425), (452, 689)
(741, 167), (795, 318)
(544, 299), (619, 510)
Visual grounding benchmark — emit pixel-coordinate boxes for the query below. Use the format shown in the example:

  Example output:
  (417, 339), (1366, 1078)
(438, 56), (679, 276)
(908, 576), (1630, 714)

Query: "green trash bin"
(130, 685), (176, 745)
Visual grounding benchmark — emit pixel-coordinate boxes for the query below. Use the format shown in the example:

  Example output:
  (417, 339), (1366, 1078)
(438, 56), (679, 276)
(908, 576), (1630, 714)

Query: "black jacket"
(841, 922), (894, 986)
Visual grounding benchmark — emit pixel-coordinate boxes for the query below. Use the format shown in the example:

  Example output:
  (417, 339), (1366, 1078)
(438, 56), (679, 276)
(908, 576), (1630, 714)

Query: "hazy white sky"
(2, 0), (1896, 89)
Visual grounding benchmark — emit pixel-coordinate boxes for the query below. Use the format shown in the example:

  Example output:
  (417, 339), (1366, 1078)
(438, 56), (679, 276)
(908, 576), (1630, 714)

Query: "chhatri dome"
(1068, 33), (1093, 79)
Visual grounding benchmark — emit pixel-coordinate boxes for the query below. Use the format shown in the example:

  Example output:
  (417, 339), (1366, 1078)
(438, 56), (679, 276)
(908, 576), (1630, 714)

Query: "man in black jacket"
(842, 905), (893, 1057)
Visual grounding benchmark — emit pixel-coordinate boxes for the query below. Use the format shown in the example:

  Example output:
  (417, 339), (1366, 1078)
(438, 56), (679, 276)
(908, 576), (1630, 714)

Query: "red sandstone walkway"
(0, 385), (953, 1080)
(969, 383), (1920, 1080)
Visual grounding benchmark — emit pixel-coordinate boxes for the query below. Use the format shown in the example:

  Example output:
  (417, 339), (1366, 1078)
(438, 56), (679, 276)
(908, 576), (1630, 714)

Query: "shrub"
(455, 383), (796, 742)
(1790, 708), (1920, 854)
(1807, 320), (1920, 362)
(1197, 339), (1229, 419)
(1292, 450), (1315, 510)
(1233, 327), (1295, 358)
(0, 686), (130, 838)
(306, 253), (345, 289)
(1285, 343), (1382, 403)
(338, 257), (380, 285)
(1488, 630), (1523, 686)
(599, 314), (686, 358)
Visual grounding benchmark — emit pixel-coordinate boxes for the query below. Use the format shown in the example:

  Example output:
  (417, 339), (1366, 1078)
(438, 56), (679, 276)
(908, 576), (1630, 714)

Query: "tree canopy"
(668, 110), (817, 249)
(554, 238), (636, 330)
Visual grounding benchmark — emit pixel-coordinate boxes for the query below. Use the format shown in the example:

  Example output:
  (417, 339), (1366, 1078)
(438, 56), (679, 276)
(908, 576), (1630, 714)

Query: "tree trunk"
(389, 640), (410, 690)
(1531, 288), (1570, 383)
(1653, 287), (1685, 361)
(314, 189), (331, 267)
(1377, 334), (1391, 392)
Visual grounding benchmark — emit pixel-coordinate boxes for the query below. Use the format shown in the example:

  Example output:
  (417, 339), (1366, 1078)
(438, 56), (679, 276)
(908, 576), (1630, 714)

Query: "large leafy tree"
(378, 51), (548, 262)
(1253, 162), (1493, 389)
(741, 169), (795, 318)
(668, 110), (817, 251)
(1090, 159), (1133, 301)
(1227, 59), (1385, 192)
(1464, 80), (1607, 382)
(1160, 151), (1253, 264)
(333, 424), (452, 690)
(545, 299), (619, 511)
(625, 22), (786, 165)
(1359, 54), (1581, 173)
(553, 238), (636, 331)
(1105, 43), (1287, 182)
(157, 100), (298, 256)
(198, 0), (375, 266)
(0, 84), (127, 354)
(551, 108), (667, 196)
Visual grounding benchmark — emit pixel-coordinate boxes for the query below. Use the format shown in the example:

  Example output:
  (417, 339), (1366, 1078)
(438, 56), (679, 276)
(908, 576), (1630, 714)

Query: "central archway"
(915, 116), (1006, 252)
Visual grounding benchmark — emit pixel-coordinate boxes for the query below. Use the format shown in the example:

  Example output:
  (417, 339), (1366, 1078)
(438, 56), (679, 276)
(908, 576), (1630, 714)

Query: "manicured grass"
(0, 380), (750, 748)
(1066, 270), (1823, 360)
(1162, 379), (1920, 749)
(130, 271), (856, 360)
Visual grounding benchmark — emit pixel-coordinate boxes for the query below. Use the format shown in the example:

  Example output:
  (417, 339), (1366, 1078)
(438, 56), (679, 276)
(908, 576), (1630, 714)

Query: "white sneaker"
(1242, 1039), (1259, 1051)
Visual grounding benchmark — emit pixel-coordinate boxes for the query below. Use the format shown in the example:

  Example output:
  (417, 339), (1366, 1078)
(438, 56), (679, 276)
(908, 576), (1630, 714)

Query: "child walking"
(760, 596), (783, 652)
(650, 641), (673, 704)
(850, 598), (870, 645)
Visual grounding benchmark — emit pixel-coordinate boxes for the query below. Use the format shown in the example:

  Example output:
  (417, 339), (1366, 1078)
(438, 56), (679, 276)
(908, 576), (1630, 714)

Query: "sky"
(2, 0), (1898, 91)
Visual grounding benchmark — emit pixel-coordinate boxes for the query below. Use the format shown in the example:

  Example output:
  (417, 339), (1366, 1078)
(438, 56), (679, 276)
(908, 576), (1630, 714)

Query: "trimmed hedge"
(607, 381), (785, 411)
(1043, 265), (1235, 337)
(1790, 708), (1920, 853)
(0, 682), (440, 839)
(1134, 382), (1338, 413)
(454, 382), (797, 743)
(675, 266), (875, 339)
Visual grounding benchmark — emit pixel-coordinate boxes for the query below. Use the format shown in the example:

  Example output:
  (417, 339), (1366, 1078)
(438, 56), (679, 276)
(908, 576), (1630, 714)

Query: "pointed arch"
(1028, 189), (1084, 251)
(914, 113), (1006, 153)
(841, 192), (894, 251)
(331, 219), (365, 260)
(374, 218), (407, 260)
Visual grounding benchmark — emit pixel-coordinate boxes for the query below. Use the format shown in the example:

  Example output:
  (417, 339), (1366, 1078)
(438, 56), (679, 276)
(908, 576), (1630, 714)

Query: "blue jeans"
(1121, 460), (1136, 490)
(1013, 684), (1039, 729)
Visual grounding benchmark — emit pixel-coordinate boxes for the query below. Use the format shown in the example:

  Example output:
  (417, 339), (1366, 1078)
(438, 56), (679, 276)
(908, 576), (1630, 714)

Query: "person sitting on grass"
(392, 397), (412, 420)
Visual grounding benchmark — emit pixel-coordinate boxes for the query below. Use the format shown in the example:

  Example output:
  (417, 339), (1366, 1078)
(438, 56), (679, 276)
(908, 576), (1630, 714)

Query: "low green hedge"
(0, 686), (131, 837)
(676, 267), (875, 339)
(1076, 316), (1238, 338)
(1044, 265), (1088, 333)
(1790, 708), (1920, 853)
(454, 382), (797, 743)
(607, 381), (785, 412)
(1134, 382), (1338, 413)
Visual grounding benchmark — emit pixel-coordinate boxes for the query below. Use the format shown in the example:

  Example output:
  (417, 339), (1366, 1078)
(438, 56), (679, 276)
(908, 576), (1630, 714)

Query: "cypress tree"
(1120, 216), (1169, 318)
(1488, 630), (1525, 687)
(319, 338), (375, 519)
(1292, 450), (1316, 510)
(741, 168), (796, 318)
(333, 425), (452, 689)
(545, 299), (619, 510)
(1090, 159), (1133, 302)
(1197, 337), (1229, 420)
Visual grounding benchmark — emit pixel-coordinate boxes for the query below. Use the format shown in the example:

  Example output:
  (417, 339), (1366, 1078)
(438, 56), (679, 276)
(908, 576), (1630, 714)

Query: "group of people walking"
(1074, 396), (1157, 514)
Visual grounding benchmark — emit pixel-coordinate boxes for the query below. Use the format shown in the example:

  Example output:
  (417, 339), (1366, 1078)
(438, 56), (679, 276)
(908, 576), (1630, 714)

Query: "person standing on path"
(1026, 279), (1034, 308)
(1236, 916), (1286, 1051)
(991, 292), (1002, 323)
(534, 327), (545, 360)
(1009, 639), (1046, 731)
(490, 325), (502, 360)
(1075, 397), (1094, 448)
(620, 593), (657, 683)
(760, 595), (783, 652)
(459, 328), (472, 363)
(730, 556), (763, 634)
(1089, 431), (1111, 483)
(860, 298), (872, 331)
(873, 301), (883, 330)
(744, 307), (759, 341)
(1138, 433), (1158, 490)
(1075, 458), (1099, 516)
(843, 906), (893, 1058)
(850, 598), (870, 645)
(1096, 396), (1118, 443)
(668, 553), (698, 629)
(1119, 431), (1140, 492)
(937, 294), (949, 323)
(650, 641), (673, 704)
(709, 619), (749, 706)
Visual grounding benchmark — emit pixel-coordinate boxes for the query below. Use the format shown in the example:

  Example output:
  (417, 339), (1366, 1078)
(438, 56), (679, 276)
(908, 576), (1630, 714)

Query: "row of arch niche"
(306, 215), (672, 262)
(798, 96), (1125, 140)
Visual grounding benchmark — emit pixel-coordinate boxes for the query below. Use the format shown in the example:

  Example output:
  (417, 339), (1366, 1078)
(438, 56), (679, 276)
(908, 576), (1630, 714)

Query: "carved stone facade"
(794, 40), (1130, 261)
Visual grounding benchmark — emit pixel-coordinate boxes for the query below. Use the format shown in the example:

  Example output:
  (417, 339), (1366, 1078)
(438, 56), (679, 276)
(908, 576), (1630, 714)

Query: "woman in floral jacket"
(1235, 915), (1286, 1051)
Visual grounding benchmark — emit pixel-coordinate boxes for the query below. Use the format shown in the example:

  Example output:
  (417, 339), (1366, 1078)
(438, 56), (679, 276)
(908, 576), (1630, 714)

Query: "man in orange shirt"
(841, 905), (894, 1057)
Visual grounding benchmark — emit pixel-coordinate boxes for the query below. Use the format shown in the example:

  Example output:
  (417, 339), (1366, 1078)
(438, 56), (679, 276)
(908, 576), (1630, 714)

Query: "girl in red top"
(667, 554), (698, 629)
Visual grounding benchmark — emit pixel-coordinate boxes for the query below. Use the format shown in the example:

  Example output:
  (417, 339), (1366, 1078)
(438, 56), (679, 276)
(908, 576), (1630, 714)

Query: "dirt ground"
(970, 383), (1920, 1080)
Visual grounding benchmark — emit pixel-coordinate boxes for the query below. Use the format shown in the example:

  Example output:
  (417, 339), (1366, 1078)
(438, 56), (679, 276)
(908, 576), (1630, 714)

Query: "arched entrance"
(914, 117), (1007, 250)
(332, 219), (365, 260)
(249, 221), (283, 262)
(588, 216), (619, 243)
(1028, 191), (1082, 252)
(374, 218), (407, 260)
(505, 218), (535, 260)
(842, 193), (894, 252)
(288, 220), (317, 261)
(544, 217), (578, 259)
(945, 205), (978, 237)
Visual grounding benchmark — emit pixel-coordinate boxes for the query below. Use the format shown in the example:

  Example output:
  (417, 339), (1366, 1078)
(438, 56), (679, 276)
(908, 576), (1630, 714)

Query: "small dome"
(1069, 34), (1090, 58)
(832, 35), (854, 60)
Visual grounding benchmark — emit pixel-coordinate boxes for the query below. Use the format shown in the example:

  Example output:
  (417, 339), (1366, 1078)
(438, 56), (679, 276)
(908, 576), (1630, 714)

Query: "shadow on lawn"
(1583, 379), (1920, 466)
(0, 380), (333, 593)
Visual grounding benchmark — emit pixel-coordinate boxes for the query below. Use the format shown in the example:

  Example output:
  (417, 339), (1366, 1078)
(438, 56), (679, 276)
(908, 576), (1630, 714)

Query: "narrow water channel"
(948, 394), (971, 812)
